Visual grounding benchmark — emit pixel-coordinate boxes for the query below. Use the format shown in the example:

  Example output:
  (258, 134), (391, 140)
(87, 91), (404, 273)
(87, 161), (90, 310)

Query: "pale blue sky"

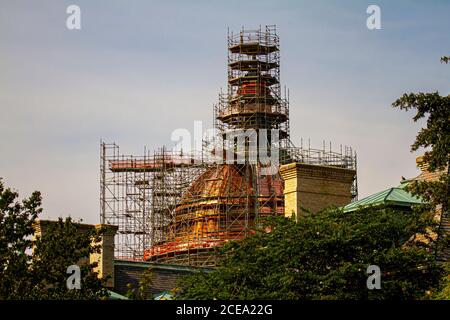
(1, 1), (449, 223)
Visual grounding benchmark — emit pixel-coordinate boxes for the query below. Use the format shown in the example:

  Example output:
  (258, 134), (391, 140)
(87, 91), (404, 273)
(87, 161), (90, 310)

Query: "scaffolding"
(144, 163), (284, 266)
(100, 142), (206, 260)
(215, 25), (290, 152)
(285, 141), (358, 200)
(143, 25), (288, 267)
(100, 25), (358, 266)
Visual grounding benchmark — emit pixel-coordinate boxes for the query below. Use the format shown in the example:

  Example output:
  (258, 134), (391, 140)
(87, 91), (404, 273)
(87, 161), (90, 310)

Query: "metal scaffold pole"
(99, 25), (358, 266)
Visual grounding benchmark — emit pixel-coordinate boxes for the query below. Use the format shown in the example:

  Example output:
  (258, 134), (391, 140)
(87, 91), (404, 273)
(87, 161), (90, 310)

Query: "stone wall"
(280, 162), (356, 219)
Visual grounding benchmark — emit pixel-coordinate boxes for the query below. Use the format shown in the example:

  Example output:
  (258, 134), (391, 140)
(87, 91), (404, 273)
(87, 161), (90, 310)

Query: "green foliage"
(0, 178), (42, 299)
(393, 63), (450, 223)
(30, 218), (109, 299)
(391, 58), (449, 209)
(126, 268), (155, 300)
(434, 264), (450, 299)
(178, 207), (444, 300)
(392, 92), (449, 173)
(0, 179), (108, 299)
(392, 57), (450, 298)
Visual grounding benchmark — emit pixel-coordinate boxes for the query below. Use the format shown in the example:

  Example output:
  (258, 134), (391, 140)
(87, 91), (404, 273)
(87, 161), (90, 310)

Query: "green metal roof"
(343, 185), (423, 213)
(107, 290), (129, 300)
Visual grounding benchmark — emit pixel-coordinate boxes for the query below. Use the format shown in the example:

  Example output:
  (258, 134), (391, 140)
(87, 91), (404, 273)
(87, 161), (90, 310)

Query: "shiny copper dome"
(144, 164), (284, 265)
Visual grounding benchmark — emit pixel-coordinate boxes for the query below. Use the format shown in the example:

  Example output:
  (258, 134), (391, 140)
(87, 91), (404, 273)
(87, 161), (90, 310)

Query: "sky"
(1, 0), (449, 224)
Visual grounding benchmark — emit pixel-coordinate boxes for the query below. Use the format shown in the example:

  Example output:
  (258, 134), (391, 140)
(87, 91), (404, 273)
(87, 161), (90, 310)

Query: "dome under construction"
(100, 25), (358, 267)
(144, 164), (284, 266)
(144, 25), (289, 266)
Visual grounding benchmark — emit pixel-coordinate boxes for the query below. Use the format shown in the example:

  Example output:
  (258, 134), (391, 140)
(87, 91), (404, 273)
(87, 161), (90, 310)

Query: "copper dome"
(144, 163), (284, 265)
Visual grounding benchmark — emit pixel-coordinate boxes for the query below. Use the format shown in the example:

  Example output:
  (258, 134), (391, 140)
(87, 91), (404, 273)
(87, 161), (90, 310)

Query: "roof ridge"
(384, 187), (395, 201)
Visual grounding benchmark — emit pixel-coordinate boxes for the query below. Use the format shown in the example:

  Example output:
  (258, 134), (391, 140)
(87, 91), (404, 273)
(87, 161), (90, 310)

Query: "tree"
(178, 206), (444, 300)
(30, 218), (109, 299)
(435, 264), (450, 300)
(0, 178), (42, 298)
(0, 179), (108, 299)
(392, 57), (450, 297)
(391, 56), (449, 210)
(392, 92), (449, 209)
(126, 267), (154, 300)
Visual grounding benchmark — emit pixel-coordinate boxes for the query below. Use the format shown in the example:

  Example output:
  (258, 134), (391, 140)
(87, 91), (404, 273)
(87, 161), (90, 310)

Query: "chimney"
(280, 162), (356, 220)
